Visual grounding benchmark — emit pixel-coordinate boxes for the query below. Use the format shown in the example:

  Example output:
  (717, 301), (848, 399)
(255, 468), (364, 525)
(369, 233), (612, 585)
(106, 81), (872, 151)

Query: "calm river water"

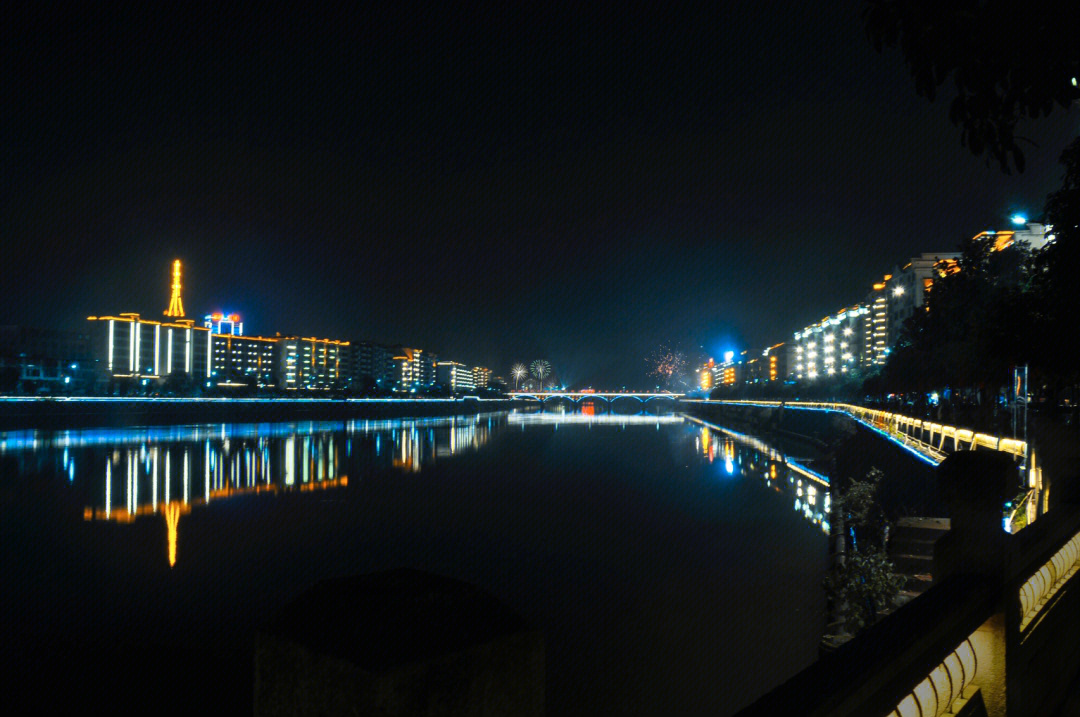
(2, 409), (830, 715)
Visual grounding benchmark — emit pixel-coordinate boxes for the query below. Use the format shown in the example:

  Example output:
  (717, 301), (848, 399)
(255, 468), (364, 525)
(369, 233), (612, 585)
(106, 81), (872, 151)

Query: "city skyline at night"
(4, 3), (1077, 388)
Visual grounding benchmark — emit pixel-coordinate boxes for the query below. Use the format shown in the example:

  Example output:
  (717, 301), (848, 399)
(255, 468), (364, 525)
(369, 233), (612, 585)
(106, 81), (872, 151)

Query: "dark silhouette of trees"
(883, 233), (1036, 393)
(864, 0), (1079, 173)
(879, 137), (1079, 415)
(1032, 138), (1080, 386)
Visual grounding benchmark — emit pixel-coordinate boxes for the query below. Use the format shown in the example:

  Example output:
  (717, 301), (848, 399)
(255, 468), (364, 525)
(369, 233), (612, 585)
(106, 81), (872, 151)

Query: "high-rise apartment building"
(884, 253), (962, 346)
(277, 337), (348, 390)
(349, 341), (398, 391)
(436, 361), (475, 394)
(790, 305), (871, 380)
(472, 366), (491, 389)
(393, 348), (437, 392)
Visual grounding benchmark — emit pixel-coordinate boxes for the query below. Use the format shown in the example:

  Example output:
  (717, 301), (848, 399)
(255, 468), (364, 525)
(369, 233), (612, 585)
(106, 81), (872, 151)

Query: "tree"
(864, 0), (1080, 173)
(880, 232), (1038, 401)
(1032, 137), (1080, 386)
(824, 468), (907, 635)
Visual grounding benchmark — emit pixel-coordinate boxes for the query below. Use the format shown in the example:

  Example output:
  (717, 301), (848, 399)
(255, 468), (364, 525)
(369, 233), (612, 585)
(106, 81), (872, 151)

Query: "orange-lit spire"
(165, 259), (185, 317)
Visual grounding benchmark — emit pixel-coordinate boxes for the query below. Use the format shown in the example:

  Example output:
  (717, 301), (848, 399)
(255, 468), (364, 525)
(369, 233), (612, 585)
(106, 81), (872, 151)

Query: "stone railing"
(736, 451), (1080, 717)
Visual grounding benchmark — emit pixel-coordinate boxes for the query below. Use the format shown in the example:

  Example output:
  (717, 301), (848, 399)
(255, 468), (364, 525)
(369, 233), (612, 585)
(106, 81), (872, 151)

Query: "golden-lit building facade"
(699, 359), (715, 390)
(763, 342), (785, 382)
(472, 366), (491, 389)
(394, 347), (437, 392)
(972, 222), (1050, 253)
(277, 337), (349, 390)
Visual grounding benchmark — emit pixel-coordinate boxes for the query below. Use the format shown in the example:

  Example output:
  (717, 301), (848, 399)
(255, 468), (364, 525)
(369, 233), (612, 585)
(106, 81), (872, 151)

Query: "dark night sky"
(3, 3), (1077, 388)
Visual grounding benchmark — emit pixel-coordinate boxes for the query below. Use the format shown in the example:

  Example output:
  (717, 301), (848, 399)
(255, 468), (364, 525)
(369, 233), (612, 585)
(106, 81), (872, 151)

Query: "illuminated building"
(277, 337), (348, 390)
(714, 351), (744, 386)
(348, 342), (398, 391)
(973, 222), (1051, 253)
(763, 342), (785, 382)
(204, 312), (244, 335)
(393, 348), (437, 392)
(791, 304), (871, 381)
(744, 357), (762, 383)
(699, 359), (715, 390)
(87, 314), (210, 381)
(884, 253), (961, 347)
(472, 366), (491, 389)
(210, 333), (277, 385)
(868, 277), (890, 366)
(436, 361), (476, 394)
(89, 260), (212, 383)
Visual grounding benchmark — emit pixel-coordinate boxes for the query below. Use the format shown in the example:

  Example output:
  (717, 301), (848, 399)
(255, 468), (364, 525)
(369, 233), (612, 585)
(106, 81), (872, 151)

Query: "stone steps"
(889, 517), (950, 598)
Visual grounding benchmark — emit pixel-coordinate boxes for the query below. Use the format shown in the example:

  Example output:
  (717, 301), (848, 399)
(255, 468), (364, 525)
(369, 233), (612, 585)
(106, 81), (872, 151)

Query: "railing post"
(934, 451), (1013, 717)
(934, 451), (1012, 584)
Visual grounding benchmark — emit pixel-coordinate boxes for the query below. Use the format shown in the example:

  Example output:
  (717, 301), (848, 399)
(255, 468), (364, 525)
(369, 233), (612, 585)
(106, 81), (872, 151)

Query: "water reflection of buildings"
(349, 415), (496, 472)
(81, 433), (349, 567)
(1, 415), (502, 567)
(689, 416), (831, 534)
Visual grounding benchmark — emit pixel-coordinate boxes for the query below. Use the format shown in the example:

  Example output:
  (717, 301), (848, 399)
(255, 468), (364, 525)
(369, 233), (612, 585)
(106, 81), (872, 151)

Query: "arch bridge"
(510, 391), (684, 404)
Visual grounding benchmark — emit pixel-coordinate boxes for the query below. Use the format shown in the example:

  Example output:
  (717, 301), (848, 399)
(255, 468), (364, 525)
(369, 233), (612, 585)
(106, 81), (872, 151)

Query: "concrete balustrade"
(736, 450), (1080, 717)
(890, 637), (979, 717)
(1018, 530), (1080, 632)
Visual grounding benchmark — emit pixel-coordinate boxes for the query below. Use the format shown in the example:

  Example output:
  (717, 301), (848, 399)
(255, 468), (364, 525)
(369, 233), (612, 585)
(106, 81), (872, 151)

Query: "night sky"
(4, 3), (1077, 388)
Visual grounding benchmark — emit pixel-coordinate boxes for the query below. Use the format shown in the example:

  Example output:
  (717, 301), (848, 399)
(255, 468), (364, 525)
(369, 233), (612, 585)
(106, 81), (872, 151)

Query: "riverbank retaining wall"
(681, 400), (942, 516)
(0, 398), (523, 431)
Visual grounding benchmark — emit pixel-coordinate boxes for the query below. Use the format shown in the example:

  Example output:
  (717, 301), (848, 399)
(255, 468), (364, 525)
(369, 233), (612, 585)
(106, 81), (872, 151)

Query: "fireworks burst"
(530, 359), (552, 390)
(646, 344), (688, 387)
(511, 363), (528, 389)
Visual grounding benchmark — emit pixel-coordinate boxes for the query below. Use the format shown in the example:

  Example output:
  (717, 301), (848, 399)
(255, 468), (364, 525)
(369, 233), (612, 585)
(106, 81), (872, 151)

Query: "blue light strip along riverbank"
(682, 414), (830, 487)
(682, 400), (940, 467)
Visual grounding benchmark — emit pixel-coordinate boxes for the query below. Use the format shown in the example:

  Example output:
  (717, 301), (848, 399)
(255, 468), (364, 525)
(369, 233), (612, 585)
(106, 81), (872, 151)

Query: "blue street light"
(1011, 213), (1028, 225)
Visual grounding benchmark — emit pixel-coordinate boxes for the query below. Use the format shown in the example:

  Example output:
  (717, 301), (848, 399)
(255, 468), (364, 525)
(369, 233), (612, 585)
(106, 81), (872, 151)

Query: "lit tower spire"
(165, 259), (185, 317)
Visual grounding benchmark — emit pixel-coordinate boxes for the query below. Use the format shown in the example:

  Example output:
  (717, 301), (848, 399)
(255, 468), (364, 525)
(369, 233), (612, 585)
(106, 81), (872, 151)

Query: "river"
(1, 408), (830, 715)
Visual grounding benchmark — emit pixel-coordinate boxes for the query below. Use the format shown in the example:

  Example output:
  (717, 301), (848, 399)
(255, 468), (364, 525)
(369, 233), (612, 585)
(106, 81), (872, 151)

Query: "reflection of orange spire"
(164, 501), (181, 567)
(165, 260), (185, 317)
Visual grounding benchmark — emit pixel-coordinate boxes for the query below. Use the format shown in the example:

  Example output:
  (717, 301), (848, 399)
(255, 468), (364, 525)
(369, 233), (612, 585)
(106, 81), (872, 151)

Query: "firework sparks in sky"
(646, 344), (688, 387)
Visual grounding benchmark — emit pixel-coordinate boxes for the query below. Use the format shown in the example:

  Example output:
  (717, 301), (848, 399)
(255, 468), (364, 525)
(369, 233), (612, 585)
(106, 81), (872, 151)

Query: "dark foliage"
(864, 0), (1080, 173)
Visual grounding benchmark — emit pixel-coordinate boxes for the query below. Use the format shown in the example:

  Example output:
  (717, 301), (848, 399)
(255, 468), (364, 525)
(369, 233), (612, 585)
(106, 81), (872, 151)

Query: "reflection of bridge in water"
(507, 412), (684, 426)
